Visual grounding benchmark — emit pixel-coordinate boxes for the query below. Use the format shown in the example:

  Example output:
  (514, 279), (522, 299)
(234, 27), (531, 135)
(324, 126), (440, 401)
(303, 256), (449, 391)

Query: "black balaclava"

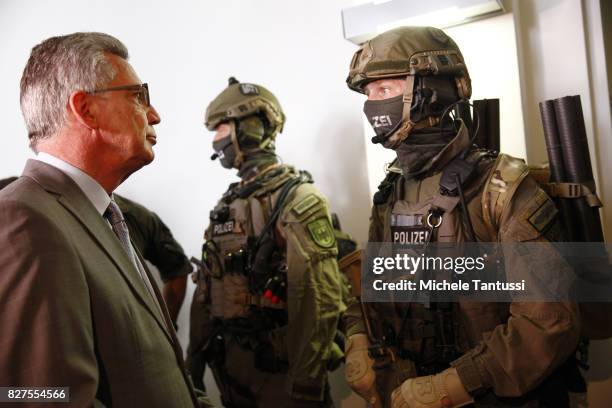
(394, 125), (457, 179)
(212, 137), (237, 169)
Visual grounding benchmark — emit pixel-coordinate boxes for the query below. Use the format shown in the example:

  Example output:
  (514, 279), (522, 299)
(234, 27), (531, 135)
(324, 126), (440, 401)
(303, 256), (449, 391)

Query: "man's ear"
(68, 90), (98, 130)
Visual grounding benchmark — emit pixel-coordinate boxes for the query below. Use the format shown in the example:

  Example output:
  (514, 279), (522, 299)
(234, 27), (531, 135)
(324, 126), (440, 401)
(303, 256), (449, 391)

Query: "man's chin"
(142, 144), (155, 164)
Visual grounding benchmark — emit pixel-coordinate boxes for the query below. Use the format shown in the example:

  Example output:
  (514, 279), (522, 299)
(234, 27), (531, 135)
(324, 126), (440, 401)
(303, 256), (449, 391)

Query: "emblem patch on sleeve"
(292, 194), (320, 216)
(527, 198), (558, 232)
(307, 218), (336, 248)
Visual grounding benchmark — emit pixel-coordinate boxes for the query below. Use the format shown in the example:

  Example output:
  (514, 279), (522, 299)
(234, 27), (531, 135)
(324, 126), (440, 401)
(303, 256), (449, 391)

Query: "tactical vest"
(200, 165), (307, 322)
(370, 150), (514, 374)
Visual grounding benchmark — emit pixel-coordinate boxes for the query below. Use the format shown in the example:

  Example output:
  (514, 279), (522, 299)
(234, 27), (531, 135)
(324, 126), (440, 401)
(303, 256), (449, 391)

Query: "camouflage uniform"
(192, 78), (345, 407)
(342, 27), (581, 408)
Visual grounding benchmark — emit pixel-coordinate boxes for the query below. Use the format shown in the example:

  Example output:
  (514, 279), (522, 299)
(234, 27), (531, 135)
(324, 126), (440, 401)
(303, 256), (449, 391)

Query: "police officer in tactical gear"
(190, 77), (345, 407)
(342, 27), (581, 408)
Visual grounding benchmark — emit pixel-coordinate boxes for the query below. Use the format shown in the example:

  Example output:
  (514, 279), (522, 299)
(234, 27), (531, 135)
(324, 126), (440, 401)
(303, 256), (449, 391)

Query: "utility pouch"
(254, 340), (289, 374)
(224, 247), (248, 275)
(268, 325), (289, 363)
(203, 240), (223, 279)
(207, 330), (226, 368)
(338, 249), (362, 298)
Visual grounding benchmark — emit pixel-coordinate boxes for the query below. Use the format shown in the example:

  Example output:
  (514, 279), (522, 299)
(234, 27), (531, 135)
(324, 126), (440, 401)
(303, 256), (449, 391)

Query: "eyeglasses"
(88, 83), (150, 107)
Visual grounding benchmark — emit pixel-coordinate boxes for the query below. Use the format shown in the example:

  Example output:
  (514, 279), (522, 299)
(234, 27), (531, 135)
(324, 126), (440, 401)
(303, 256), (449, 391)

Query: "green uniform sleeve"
(452, 176), (581, 397)
(279, 183), (345, 402)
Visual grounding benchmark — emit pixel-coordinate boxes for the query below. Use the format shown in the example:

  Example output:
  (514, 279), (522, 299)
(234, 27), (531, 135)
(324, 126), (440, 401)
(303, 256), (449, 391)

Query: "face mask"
(395, 128), (458, 178)
(363, 94), (404, 142)
(212, 138), (237, 169)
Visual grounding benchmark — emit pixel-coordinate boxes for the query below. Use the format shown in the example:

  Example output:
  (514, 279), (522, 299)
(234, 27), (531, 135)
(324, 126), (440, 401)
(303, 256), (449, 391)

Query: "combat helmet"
(347, 26), (471, 148)
(205, 77), (285, 150)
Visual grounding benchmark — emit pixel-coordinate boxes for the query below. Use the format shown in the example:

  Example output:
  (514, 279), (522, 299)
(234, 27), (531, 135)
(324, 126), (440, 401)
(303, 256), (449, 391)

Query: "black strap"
(373, 169), (401, 205)
(247, 171), (312, 282)
(253, 171), (311, 250)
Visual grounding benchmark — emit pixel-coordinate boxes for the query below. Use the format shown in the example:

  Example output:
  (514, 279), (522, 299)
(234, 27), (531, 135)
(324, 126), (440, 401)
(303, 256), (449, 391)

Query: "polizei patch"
(392, 226), (430, 244)
(213, 220), (235, 236)
(391, 213), (430, 244)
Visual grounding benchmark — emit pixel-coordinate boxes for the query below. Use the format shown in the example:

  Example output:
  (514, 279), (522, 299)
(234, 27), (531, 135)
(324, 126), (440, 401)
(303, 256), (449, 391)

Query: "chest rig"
(369, 149), (501, 375)
(201, 165), (312, 323)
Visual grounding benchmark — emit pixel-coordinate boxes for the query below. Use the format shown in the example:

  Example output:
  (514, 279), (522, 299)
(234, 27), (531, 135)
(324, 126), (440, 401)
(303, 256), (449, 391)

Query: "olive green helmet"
(204, 77), (285, 142)
(347, 26), (471, 148)
(347, 26), (471, 98)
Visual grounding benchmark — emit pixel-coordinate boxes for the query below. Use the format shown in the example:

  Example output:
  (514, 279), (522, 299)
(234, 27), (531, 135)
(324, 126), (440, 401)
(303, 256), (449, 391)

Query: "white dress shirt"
(35, 152), (111, 215)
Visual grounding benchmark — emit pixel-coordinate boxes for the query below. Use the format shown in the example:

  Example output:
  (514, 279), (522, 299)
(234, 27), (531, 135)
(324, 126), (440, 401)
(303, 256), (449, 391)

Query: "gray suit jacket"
(0, 160), (198, 407)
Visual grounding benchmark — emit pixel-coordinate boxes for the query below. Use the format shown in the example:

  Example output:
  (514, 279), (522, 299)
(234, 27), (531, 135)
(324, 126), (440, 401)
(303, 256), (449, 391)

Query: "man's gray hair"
(20, 32), (129, 151)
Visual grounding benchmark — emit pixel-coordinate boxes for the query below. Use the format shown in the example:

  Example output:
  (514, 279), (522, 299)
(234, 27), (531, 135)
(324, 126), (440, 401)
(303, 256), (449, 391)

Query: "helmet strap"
(229, 121), (245, 168)
(383, 75), (417, 149)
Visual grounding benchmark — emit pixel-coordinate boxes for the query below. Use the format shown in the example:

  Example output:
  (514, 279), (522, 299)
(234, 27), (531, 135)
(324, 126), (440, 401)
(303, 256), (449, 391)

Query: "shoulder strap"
(250, 171), (313, 257)
(373, 160), (402, 205)
(432, 149), (497, 213)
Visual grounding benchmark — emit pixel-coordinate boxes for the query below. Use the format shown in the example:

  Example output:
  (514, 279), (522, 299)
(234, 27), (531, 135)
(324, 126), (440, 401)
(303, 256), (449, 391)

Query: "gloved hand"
(345, 333), (382, 408)
(390, 368), (473, 408)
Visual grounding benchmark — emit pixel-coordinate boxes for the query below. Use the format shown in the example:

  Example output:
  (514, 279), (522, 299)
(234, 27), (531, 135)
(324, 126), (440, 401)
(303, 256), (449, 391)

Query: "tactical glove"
(345, 333), (382, 408)
(390, 368), (473, 408)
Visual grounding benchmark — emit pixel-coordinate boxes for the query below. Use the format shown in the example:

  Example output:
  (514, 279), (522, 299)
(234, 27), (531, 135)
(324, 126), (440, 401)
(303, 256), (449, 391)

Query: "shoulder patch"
(292, 194), (320, 216)
(527, 196), (558, 232)
(307, 217), (336, 248)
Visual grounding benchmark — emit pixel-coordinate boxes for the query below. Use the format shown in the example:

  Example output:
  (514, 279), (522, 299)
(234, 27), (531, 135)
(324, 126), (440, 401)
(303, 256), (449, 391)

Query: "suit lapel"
(135, 250), (186, 347)
(134, 250), (198, 404)
(23, 160), (174, 344)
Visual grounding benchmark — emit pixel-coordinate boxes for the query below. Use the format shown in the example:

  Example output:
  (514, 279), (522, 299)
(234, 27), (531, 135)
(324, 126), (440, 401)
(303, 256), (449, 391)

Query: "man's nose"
(147, 105), (161, 125)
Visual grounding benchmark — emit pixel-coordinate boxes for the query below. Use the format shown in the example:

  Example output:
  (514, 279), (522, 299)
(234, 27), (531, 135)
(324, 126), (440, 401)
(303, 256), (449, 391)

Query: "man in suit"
(0, 32), (206, 407)
(1, 176), (190, 329)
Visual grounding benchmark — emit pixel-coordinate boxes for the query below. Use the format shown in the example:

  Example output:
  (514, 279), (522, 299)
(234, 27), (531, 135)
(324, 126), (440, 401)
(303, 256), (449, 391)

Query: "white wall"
(511, 0), (612, 242)
(0, 1), (370, 405)
(512, 1), (612, 406)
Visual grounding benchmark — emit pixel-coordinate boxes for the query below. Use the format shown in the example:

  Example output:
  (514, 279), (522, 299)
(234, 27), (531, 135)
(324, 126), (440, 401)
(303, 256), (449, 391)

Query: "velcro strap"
(246, 294), (261, 306)
(232, 293), (262, 306)
(239, 294), (285, 308)
(450, 353), (486, 394)
(541, 182), (602, 207)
